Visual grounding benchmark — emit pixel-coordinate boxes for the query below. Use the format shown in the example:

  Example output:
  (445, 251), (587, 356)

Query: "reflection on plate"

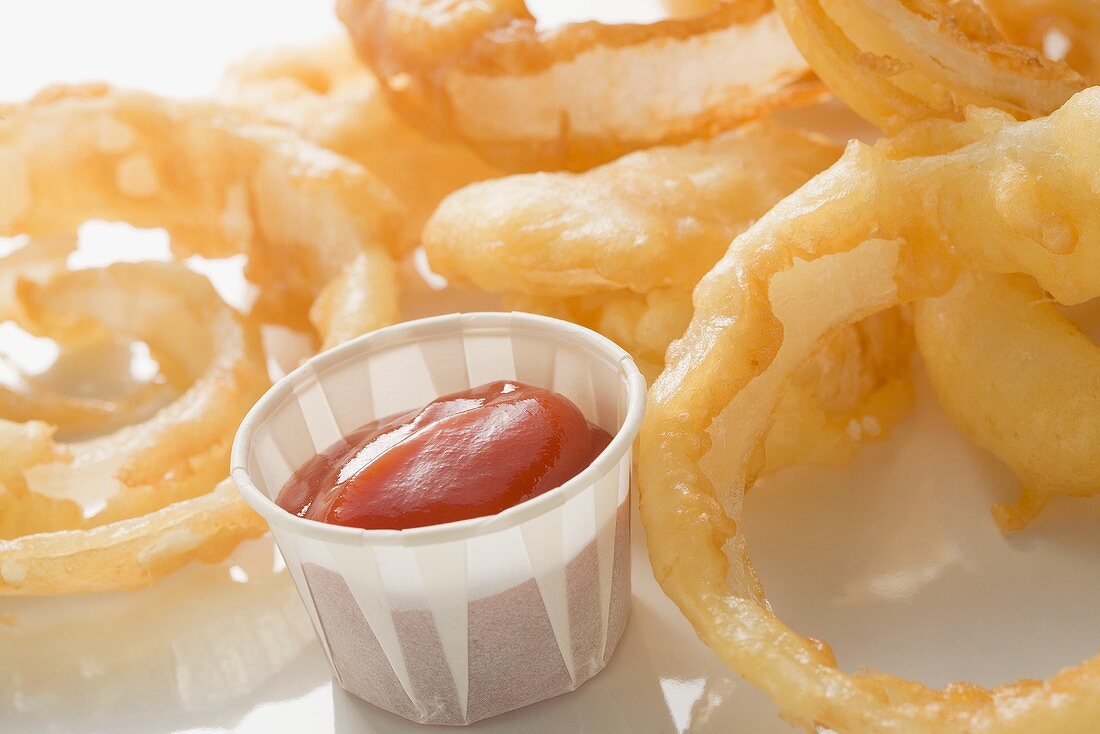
(0, 539), (321, 733)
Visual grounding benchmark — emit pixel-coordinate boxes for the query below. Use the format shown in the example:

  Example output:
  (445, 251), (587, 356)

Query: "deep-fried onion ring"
(425, 122), (842, 300)
(639, 91), (1100, 732)
(218, 39), (501, 245)
(785, 0), (1100, 530)
(0, 238), (173, 440)
(0, 84), (418, 593)
(773, 0), (1086, 133)
(984, 0), (1100, 82)
(0, 84), (404, 345)
(915, 270), (1100, 531)
(0, 262), (269, 594)
(337, 0), (825, 170)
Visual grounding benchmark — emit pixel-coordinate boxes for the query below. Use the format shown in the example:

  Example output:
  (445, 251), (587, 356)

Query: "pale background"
(2, 3), (1099, 734)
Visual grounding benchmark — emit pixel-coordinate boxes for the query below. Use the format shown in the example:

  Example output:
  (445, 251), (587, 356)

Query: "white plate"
(2, 3), (1099, 733)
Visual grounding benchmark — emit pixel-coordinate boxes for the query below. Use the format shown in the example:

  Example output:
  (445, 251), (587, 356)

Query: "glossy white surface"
(2, 3), (1099, 733)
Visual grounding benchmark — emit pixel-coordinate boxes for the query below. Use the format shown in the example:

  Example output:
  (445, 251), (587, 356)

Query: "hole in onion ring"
(746, 370), (1100, 688)
(640, 89), (1100, 731)
(0, 323), (179, 443)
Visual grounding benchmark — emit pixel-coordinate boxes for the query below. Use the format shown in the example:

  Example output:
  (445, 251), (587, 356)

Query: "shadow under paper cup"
(231, 312), (646, 725)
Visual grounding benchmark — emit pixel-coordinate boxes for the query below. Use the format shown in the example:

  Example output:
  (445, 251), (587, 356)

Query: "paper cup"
(231, 312), (646, 725)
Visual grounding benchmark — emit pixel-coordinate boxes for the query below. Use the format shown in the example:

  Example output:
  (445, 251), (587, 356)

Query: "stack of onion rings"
(0, 262), (269, 594)
(639, 86), (1100, 733)
(0, 85), (405, 593)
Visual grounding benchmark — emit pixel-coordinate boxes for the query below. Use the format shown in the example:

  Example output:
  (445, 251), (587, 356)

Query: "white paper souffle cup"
(231, 312), (646, 726)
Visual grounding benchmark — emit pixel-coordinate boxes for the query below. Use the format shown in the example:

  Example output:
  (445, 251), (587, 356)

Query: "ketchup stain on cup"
(276, 380), (612, 530)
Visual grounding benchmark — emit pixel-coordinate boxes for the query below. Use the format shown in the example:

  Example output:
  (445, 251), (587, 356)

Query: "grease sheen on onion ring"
(639, 90), (1100, 732)
(338, 0), (825, 170)
(915, 270), (1100, 531)
(0, 262), (269, 594)
(773, 0), (1086, 133)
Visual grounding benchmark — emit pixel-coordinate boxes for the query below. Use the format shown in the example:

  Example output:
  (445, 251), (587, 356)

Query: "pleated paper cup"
(231, 312), (646, 725)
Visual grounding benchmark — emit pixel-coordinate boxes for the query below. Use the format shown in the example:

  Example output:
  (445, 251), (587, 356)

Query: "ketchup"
(276, 381), (612, 530)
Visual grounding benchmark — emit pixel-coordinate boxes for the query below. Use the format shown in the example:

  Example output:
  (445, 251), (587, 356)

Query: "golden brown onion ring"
(0, 262), (269, 594)
(218, 40), (501, 245)
(915, 271), (1100, 531)
(0, 236), (185, 440)
(1, 476), (264, 596)
(773, 0), (1086, 133)
(984, 0), (1100, 82)
(426, 122), (843, 299)
(0, 84), (404, 342)
(640, 90), (1100, 732)
(338, 0), (825, 170)
(788, 0), (1099, 530)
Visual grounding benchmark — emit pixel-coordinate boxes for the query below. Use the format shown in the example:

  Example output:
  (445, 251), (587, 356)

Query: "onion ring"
(915, 270), (1100, 531)
(218, 39), (501, 245)
(639, 90), (1100, 732)
(773, 0), (1086, 133)
(0, 237), (186, 440)
(900, 76), (1100, 530)
(780, 0), (1100, 529)
(0, 340), (184, 443)
(425, 122), (843, 300)
(983, 0), (1100, 82)
(0, 262), (269, 594)
(0, 84), (404, 344)
(337, 0), (825, 170)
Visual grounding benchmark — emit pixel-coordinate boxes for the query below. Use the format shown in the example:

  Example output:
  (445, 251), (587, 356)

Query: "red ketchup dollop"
(276, 381), (612, 530)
